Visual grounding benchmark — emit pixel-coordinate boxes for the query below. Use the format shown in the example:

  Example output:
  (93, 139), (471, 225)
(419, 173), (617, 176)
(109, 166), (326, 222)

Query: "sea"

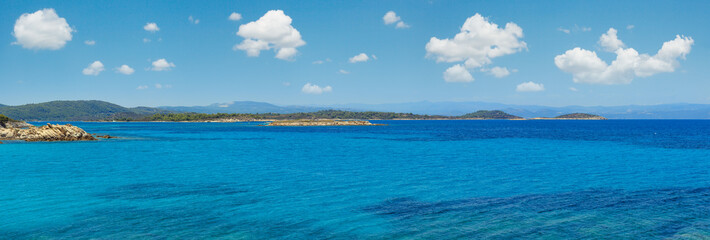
(1, 120), (710, 239)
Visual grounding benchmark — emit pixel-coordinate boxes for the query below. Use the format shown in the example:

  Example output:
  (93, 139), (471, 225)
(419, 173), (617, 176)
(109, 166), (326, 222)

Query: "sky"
(1, 0), (708, 107)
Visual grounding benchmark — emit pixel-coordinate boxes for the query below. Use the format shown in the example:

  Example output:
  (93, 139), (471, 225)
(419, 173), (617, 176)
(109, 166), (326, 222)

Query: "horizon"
(2, 1), (708, 108)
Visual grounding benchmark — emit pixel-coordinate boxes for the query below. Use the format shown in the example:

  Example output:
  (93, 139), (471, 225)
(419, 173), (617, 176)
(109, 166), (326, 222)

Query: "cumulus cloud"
(488, 66), (511, 78)
(338, 69), (350, 74)
(151, 58), (175, 71)
(143, 38), (151, 43)
(443, 64), (474, 82)
(84, 40), (95, 46)
(188, 16), (199, 24)
(116, 65), (135, 75)
(627, 25), (634, 30)
(137, 85), (149, 90)
(516, 81), (544, 92)
(569, 87), (579, 91)
(599, 28), (625, 52)
(12, 8), (73, 50)
(302, 83), (332, 94)
(229, 12), (242, 21)
(144, 22), (159, 32)
(82, 61), (105, 76)
(426, 13), (526, 82)
(383, 11), (409, 29)
(234, 10), (305, 60)
(555, 28), (694, 84)
(349, 53), (370, 63)
(558, 27), (571, 34)
(383, 11), (400, 25)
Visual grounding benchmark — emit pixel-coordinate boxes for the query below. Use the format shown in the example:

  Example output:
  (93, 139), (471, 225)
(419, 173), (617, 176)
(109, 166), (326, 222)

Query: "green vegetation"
(121, 109), (528, 122)
(460, 110), (523, 119)
(555, 113), (606, 119)
(0, 114), (19, 128)
(130, 110), (446, 122)
(0, 100), (167, 121)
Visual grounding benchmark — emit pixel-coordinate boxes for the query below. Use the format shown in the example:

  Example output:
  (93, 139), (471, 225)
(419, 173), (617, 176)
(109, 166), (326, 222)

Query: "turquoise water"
(2, 120), (710, 239)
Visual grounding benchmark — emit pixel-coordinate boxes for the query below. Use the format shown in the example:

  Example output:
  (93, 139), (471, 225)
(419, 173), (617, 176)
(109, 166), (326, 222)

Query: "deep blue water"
(2, 120), (710, 239)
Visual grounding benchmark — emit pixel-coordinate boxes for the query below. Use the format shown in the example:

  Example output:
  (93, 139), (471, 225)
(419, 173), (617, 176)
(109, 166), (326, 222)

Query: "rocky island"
(529, 113), (607, 120)
(0, 114), (97, 142)
(265, 120), (382, 126)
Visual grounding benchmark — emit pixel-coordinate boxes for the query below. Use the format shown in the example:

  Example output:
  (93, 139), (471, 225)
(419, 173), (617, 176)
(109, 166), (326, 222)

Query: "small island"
(265, 120), (382, 126)
(0, 114), (97, 142)
(459, 110), (524, 120)
(529, 113), (607, 120)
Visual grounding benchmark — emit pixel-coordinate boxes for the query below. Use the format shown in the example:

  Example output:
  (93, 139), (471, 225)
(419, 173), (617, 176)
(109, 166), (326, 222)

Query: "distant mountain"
(0, 100), (168, 121)
(159, 101), (326, 114)
(332, 101), (710, 119)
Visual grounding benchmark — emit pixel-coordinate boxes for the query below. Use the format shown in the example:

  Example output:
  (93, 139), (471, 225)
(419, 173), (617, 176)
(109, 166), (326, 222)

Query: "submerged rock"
(0, 123), (97, 142)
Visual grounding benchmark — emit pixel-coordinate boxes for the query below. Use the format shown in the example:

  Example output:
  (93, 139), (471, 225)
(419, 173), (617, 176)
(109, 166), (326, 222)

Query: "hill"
(460, 110), (523, 119)
(0, 100), (168, 121)
(159, 101), (325, 114)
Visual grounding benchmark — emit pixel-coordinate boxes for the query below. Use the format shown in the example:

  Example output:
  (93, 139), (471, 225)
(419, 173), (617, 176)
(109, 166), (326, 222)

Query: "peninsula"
(529, 113), (607, 120)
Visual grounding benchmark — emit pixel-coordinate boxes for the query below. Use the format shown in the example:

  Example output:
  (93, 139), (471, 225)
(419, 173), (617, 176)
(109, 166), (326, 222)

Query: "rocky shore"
(265, 120), (382, 126)
(0, 123), (97, 142)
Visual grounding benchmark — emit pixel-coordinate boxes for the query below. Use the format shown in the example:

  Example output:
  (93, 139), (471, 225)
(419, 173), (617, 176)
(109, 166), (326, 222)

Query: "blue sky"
(1, 0), (708, 107)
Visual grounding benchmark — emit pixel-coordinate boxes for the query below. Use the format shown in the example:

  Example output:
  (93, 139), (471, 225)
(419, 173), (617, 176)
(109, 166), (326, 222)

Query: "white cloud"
(426, 13), (526, 82)
(488, 66), (510, 78)
(443, 64), (474, 82)
(302, 83), (332, 94)
(349, 53), (370, 63)
(143, 38), (151, 43)
(627, 25), (634, 30)
(599, 28), (625, 52)
(234, 10), (305, 60)
(582, 27), (592, 32)
(12, 8), (73, 50)
(151, 58), (175, 71)
(558, 27), (571, 34)
(371, 55), (377, 60)
(188, 16), (199, 24)
(155, 83), (172, 89)
(144, 22), (159, 32)
(383, 11), (400, 25)
(396, 21), (410, 29)
(116, 65), (135, 75)
(282, 82), (291, 86)
(229, 12), (242, 21)
(84, 40), (95, 46)
(338, 69), (350, 74)
(569, 87), (579, 91)
(383, 11), (409, 29)
(82, 61), (105, 76)
(555, 28), (694, 84)
(516, 81), (544, 92)
(137, 85), (149, 90)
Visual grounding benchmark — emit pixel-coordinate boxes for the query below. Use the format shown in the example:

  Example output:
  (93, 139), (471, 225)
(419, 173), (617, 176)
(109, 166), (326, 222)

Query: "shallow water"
(1, 120), (710, 239)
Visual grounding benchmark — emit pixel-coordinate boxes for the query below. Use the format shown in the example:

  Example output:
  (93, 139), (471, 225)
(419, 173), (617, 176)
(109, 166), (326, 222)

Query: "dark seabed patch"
(364, 187), (710, 239)
(96, 182), (249, 200)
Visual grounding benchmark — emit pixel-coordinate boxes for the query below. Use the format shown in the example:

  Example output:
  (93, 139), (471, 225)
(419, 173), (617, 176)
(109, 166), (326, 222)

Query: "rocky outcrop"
(265, 120), (382, 126)
(0, 123), (97, 142)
